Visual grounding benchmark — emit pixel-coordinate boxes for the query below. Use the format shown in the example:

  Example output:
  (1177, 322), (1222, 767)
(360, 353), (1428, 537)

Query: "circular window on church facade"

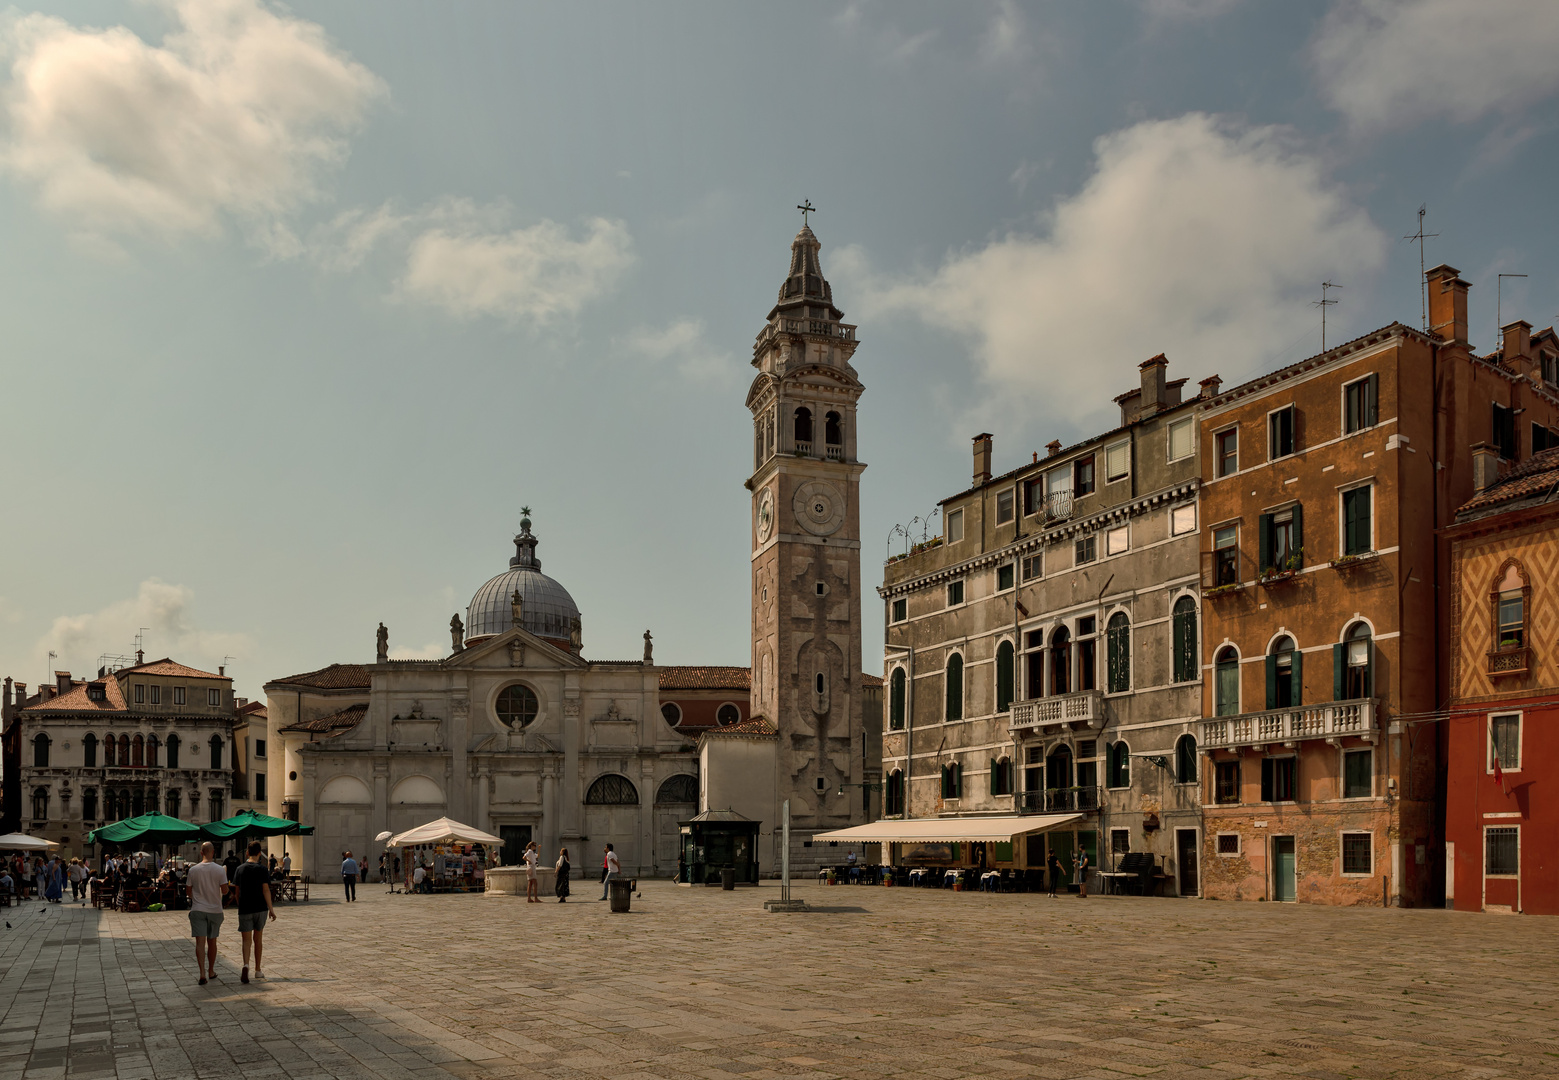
(717, 703), (741, 725)
(496, 684), (539, 728)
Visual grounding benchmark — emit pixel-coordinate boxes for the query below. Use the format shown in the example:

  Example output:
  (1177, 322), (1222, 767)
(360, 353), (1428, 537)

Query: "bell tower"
(746, 220), (866, 860)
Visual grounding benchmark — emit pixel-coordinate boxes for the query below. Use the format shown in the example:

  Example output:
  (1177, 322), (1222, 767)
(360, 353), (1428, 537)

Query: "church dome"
(465, 514), (582, 647)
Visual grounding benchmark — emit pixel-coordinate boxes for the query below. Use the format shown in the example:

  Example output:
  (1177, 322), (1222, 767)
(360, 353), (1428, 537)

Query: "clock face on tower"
(793, 480), (846, 536)
(756, 489), (774, 543)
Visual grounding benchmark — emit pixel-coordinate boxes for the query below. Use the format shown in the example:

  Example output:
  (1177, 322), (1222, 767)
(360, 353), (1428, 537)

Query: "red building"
(1445, 445), (1559, 915)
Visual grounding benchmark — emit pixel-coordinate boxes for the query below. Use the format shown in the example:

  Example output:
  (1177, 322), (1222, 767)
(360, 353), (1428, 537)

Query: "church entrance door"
(499, 825), (532, 868)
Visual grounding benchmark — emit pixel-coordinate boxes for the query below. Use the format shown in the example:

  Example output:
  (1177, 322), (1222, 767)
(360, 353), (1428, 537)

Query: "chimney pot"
(1046, 439), (1062, 457)
(972, 433), (994, 485)
(1198, 374), (1222, 398)
(1471, 442), (1502, 492)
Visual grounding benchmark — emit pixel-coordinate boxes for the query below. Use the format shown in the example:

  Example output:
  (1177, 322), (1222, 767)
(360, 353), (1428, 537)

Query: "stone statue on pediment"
(643, 629), (653, 665)
(510, 589), (524, 629)
(450, 614), (464, 652)
(570, 615), (582, 651)
(376, 622), (388, 663)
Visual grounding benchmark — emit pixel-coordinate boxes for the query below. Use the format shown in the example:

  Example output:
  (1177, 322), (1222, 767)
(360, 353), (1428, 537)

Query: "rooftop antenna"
(223, 656), (237, 678)
(1403, 205), (1438, 331)
(1313, 281), (1342, 352)
(47, 650), (57, 685)
(796, 198), (816, 227)
(1497, 273), (1528, 351)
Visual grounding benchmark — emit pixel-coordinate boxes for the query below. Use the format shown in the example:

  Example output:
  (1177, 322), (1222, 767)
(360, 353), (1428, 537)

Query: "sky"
(1, 0), (1558, 701)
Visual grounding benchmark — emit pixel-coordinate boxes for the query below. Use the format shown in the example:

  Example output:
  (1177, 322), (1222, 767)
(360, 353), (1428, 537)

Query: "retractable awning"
(811, 813), (1082, 845)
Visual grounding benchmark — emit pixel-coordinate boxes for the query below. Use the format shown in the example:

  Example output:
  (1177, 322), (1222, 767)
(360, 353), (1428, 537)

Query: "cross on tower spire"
(797, 199), (815, 227)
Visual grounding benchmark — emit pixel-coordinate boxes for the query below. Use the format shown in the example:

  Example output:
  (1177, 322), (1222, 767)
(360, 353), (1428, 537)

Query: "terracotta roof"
(21, 677), (126, 713)
(117, 657), (228, 680)
(1456, 448), (1559, 518)
(237, 701), (267, 718)
(701, 717), (776, 737)
(280, 703), (367, 735)
(659, 666), (752, 691)
(266, 663), (373, 690)
(862, 673), (883, 688)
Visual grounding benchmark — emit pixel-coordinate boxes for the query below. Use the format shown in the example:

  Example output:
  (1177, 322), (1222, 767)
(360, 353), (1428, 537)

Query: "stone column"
(541, 765), (558, 857)
(299, 756), (317, 879)
(450, 689), (470, 822)
(372, 760), (389, 863)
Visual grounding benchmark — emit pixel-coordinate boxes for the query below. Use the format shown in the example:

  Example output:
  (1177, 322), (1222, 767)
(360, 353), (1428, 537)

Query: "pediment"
(448, 627), (587, 671)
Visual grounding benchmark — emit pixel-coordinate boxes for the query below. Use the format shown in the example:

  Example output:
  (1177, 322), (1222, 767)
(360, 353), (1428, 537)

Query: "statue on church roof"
(376, 622), (388, 663)
(450, 613), (464, 653)
(511, 589), (524, 630)
(569, 615), (582, 651)
(643, 629), (654, 665)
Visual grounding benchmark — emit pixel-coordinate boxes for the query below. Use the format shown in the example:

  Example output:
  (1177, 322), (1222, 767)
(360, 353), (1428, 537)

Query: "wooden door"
(1274, 836), (1296, 901)
(1176, 829), (1199, 896)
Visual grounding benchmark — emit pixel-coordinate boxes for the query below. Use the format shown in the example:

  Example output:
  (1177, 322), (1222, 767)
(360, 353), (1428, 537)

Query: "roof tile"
(280, 703), (368, 735)
(267, 663), (374, 690)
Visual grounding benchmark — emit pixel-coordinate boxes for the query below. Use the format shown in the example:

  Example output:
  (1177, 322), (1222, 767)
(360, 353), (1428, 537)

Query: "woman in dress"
(523, 841), (541, 903)
(44, 857), (64, 903)
(554, 847), (570, 903)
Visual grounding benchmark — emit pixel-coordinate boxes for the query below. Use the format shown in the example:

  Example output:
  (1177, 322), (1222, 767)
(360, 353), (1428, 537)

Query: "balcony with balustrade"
(1009, 691), (1104, 736)
(1200, 699), (1375, 751)
(1016, 786), (1101, 815)
(1043, 491), (1073, 526)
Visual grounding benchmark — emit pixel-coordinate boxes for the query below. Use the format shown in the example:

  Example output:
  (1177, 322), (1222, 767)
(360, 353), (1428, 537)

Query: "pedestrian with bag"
(188, 842), (229, 985)
(233, 841), (275, 983)
(597, 843), (620, 901)
(554, 847), (571, 903)
(341, 851), (359, 902)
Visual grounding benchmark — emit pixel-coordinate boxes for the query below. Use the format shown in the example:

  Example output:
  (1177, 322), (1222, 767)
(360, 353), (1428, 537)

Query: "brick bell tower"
(746, 218), (867, 866)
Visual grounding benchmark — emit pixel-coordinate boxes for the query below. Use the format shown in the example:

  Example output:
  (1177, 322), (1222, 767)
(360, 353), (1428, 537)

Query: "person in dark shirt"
(223, 850), (241, 883)
(232, 841), (276, 983)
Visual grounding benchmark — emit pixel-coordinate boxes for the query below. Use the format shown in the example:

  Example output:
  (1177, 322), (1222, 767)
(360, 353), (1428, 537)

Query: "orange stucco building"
(1194, 266), (1559, 906)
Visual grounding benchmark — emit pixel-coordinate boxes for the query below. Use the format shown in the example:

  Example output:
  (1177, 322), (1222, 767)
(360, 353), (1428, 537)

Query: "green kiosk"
(678, 809), (760, 885)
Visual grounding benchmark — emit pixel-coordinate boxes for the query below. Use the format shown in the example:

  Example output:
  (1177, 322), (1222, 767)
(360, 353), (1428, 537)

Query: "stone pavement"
(2, 880), (1556, 1080)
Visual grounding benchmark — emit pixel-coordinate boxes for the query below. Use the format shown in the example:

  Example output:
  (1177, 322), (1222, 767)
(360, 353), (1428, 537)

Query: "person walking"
(554, 848), (570, 903)
(188, 842), (229, 986)
(1046, 852), (1063, 898)
(597, 843), (619, 901)
(233, 841), (275, 984)
(44, 857), (64, 903)
(282, 851), (291, 877)
(1076, 847), (1090, 899)
(341, 851), (359, 902)
(523, 841), (541, 903)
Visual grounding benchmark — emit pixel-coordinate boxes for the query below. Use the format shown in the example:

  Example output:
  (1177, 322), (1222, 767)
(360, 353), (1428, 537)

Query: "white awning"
(387, 817), (505, 848)
(811, 813), (1082, 845)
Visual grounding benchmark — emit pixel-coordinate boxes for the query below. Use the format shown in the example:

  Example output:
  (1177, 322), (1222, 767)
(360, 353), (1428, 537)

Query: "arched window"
(824, 411), (842, 446)
(1337, 623), (1373, 700)
(585, 774), (640, 805)
(1215, 646), (1240, 716)
(1176, 734), (1198, 784)
(1050, 625), (1071, 696)
(794, 407), (813, 446)
(31, 787), (48, 820)
(1107, 741), (1131, 788)
(889, 668), (906, 730)
(82, 788), (98, 822)
(1047, 744), (1073, 791)
(103, 732), (116, 767)
(32, 733), (49, 768)
(165, 734), (180, 769)
(754, 420), (765, 468)
(146, 735), (159, 767)
(1106, 613), (1131, 693)
(944, 653), (963, 721)
(885, 769), (904, 816)
(1492, 563), (1528, 651)
(132, 734), (144, 768)
(660, 702), (682, 728)
(716, 703), (741, 725)
(1267, 635), (1300, 709)
(83, 733), (98, 768)
(166, 790), (181, 819)
(1172, 596), (1198, 682)
(118, 734), (129, 765)
(209, 735), (223, 770)
(995, 641), (1015, 713)
(496, 684), (539, 728)
(655, 775), (698, 804)
(208, 792), (224, 821)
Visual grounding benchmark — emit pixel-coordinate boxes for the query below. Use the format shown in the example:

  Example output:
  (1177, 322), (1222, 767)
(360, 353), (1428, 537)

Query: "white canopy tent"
(812, 813), (1082, 844)
(387, 817), (504, 848)
(0, 832), (59, 852)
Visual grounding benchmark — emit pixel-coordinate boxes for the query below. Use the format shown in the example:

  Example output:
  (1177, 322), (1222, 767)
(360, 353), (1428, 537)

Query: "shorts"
(189, 910), (224, 939)
(238, 909), (268, 933)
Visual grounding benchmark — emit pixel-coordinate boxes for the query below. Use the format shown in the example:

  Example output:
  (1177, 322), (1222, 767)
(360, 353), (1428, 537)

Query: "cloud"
(0, 0), (382, 248)
(1312, 0), (1559, 132)
(399, 214), (634, 323)
(1009, 159), (1041, 196)
(843, 113), (1387, 428)
(979, 1), (1031, 65)
(32, 579), (252, 681)
(1141, 0), (1243, 18)
(389, 640), (448, 661)
(623, 318), (735, 384)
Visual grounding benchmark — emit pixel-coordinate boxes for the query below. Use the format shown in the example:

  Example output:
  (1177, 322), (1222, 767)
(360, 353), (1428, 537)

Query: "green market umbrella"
(87, 813), (202, 846)
(199, 809), (313, 841)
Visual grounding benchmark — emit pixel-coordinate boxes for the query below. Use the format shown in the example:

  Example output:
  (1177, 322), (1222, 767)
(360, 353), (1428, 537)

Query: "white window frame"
(1213, 424), (1239, 478)
(1261, 752), (1297, 804)
(1340, 830), (1374, 877)
(1341, 374), (1378, 435)
(890, 597), (907, 623)
(1267, 403), (1297, 461)
(207, 688), (220, 707)
(1215, 832), (1241, 857)
(1484, 824), (1520, 879)
(946, 580), (966, 608)
(1105, 525), (1129, 557)
(1488, 712), (1522, 773)
(946, 508), (964, 544)
(1167, 417), (1194, 462)
(1170, 503), (1196, 536)
(995, 563), (1015, 593)
(1021, 552), (1043, 581)
(1110, 828), (1130, 856)
(1104, 440), (1130, 483)
(173, 686), (185, 706)
(1075, 534), (1097, 566)
(1337, 478), (1376, 558)
(995, 487), (1015, 526)
(1340, 746), (1373, 800)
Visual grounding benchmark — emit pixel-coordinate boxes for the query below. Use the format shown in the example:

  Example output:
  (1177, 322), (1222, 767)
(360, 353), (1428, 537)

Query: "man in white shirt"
(187, 842), (229, 986)
(341, 851), (359, 902)
(412, 864), (427, 893)
(598, 843), (620, 901)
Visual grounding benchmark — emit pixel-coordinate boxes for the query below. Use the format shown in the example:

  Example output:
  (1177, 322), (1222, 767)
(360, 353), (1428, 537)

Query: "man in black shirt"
(232, 841), (276, 984)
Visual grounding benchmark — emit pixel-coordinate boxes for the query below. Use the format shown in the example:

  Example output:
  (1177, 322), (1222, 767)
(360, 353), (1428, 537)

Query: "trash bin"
(721, 867), (735, 891)
(608, 877), (634, 913)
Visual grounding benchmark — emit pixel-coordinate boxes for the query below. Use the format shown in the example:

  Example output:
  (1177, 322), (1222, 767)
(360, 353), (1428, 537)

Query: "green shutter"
(1333, 643), (1345, 701)
(1344, 491), (1358, 554)
(1258, 513), (1273, 571)
(1366, 373), (1379, 427)
(1265, 654), (1278, 709)
(1290, 504), (1303, 567)
(1290, 648), (1303, 707)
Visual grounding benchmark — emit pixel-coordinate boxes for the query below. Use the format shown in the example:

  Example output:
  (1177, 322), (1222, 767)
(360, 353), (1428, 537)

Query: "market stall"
(387, 817), (503, 894)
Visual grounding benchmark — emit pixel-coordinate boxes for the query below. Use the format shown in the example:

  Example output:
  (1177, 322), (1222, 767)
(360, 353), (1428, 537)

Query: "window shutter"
(1333, 643), (1345, 701)
(990, 758), (998, 795)
(1258, 513), (1273, 571)
(1265, 654), (1278, 710)
(1362, 639), (1373, 699)
(1365, 373), (1379, 427)
(1290, 504), (1303, 565)
(1290, 649), (1303, 707)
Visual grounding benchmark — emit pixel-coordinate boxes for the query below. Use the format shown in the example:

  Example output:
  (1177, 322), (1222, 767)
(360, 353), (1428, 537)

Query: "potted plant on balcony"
(1259, 548), (1303, 585)
(1330, 550), (1378, 570)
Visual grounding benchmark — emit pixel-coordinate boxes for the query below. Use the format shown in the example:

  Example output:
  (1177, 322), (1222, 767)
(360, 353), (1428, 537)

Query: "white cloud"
(399, 214), (634, 323)
(1312, 0), (1559, 132)
(32, 579), (252, 681)
(389, 640), (448, 661)
(0, 0), (382, 247)
(1141, 0), (1243, 19)
(623, 318), (735, 384)
(843, 113), (1387, 426)
(980, 1), (1031, 65)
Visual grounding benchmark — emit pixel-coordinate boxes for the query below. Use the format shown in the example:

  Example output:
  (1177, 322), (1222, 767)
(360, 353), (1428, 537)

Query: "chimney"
(13, 682), (25, 708)
(1427, 264), (1470, 346)
(218, 665), (225, 677)
(972, 433), (993, 485)
(1502, 320), (1534, 373)
(56, 671), (72, 694)
(1165, 378), (1187, 409)
(1199, 374), (1222, 398)
(1471, 442), (1502, 492)
(1139, 354), (1168, 417)
(1046, 439), (1062, 457)
(135, 648), (144, 664)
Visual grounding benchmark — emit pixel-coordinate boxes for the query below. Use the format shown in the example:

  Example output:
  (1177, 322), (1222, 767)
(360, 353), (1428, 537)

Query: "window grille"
(585, 774), (640, 805)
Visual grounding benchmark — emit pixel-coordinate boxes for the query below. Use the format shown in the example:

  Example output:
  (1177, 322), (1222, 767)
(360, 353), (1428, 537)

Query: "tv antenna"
(47, 650), (57, 685)
(1403, 205), (1438, 332)
(1497, 273), (1528, 351)
(1313, 281), (1342, 352)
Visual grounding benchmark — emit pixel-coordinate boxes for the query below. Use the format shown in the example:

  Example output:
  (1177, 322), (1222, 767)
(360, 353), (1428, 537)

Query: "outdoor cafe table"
(1097, 870), (1134, 895)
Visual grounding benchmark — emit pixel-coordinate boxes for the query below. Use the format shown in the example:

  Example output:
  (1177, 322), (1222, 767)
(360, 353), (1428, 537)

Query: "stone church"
(265, 222), (879, 879)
